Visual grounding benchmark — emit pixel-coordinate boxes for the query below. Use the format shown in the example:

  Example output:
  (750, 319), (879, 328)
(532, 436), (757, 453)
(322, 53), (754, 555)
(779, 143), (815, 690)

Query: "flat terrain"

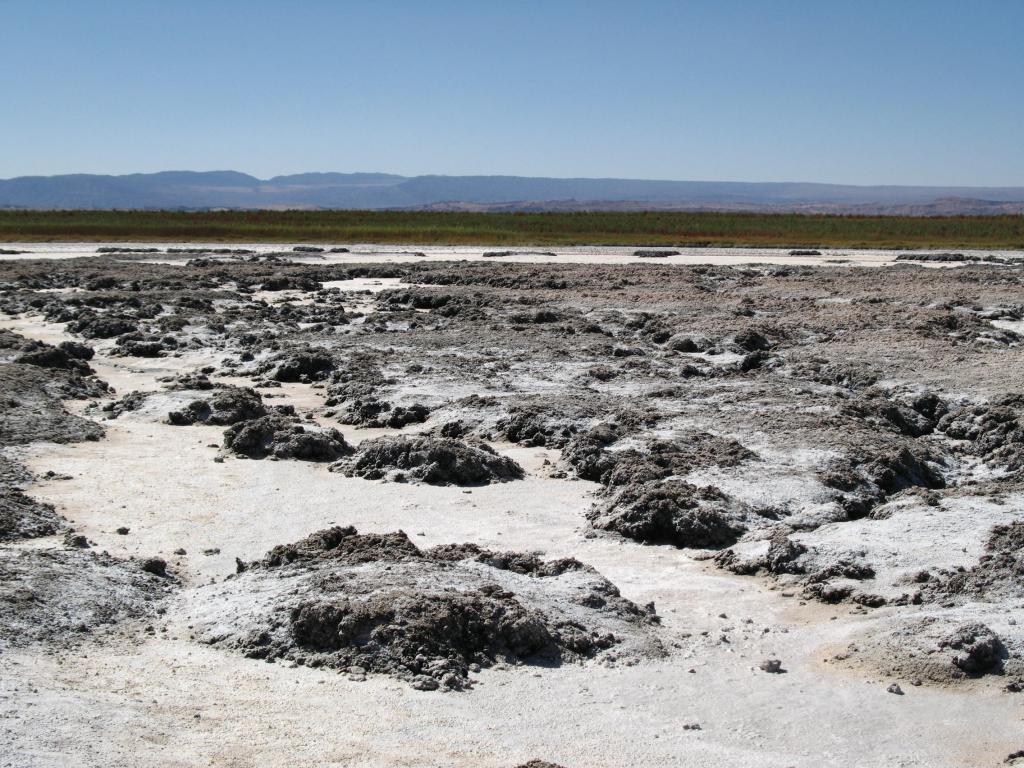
(3, 209), (1024, 248)
(1, 247), (1023, 767)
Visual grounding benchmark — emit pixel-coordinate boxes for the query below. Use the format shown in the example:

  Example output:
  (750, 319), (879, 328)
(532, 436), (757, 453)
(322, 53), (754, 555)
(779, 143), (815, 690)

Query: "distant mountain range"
(1, 171), (1022, 215)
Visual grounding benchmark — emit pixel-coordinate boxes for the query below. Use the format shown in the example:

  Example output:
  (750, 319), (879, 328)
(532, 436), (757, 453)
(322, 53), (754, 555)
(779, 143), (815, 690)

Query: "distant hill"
(0, 171), (1022, 214)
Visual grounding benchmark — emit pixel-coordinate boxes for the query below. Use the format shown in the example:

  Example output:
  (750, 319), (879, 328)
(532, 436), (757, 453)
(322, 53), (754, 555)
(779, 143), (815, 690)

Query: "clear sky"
(3, 0), (1022, 185)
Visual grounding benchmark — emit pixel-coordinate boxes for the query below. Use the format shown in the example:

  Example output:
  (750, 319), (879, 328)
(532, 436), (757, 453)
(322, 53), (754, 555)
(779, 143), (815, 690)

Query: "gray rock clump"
(168, 387), (266, 426)
(259, 274), (321, 291)
(665, 333), (714, 353)
(0, 489), (64, 541)
(14, 340), (94, 374)
(927, 522), (1024, 601)
(336, 399), (430, 429)
(190, 526), (663, 691)
(820, 444), (945, 519)
(634, 250), (680, 258)
(842, 618), (1010, 684)
(332, 435), (523, 486)
(482, 251), (556, 258)
(939, 623), (1005, 675)
(936, 396), (1024, 474)
(716, 530), (808, 576)
(66, 314), (138, 339)
(223, 414), (353, 461)
(100, 390), (150, 419)
(588, 479), (745, 549)
(0, 365), (105, 445)
(267, 348), (336, 383)
(564, 428), (755, 549)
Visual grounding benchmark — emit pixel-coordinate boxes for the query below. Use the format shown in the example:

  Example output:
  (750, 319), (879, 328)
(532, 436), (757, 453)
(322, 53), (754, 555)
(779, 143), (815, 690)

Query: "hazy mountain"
(0, 171), (1022, 214)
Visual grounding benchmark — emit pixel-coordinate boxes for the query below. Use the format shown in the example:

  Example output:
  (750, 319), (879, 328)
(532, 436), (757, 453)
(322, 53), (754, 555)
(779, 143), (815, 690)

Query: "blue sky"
(2, 0), (1022, 185)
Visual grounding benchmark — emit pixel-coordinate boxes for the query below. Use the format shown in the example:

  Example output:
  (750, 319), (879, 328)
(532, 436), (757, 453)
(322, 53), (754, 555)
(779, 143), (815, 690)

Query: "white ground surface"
(1, 311), (1022, 768)
(2, 241), (1023, 268)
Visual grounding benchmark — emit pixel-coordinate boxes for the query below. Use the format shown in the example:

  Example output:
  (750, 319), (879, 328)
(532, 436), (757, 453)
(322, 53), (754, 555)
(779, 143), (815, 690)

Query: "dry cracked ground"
(1, 247), (1023, 767)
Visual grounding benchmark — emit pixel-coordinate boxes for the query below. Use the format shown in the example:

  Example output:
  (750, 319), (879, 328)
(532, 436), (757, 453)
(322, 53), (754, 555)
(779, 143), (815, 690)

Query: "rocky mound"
(565, 428), (755, 548)
(266, 348), (337, 382)
(0, 364), (105, 445)
(927, 522), (1024, 600)
(13, 339), (94, 374)
(191, 526), (663, 690)
(0, 489), (63, 542)
(223, 414), (352, 461)
(820, 444), (946, 518)
(0, 547), (171, 648)
(588, 479), (745, 548)
(333, 435), (524, 485)
(168, 386), (267, 426)
(937, 396), (1024, 474)
(336, 399), (430, 429)
(0, 455), (32, 487)
(840, 617), (1013, 684)
(65, 312), (138, 339)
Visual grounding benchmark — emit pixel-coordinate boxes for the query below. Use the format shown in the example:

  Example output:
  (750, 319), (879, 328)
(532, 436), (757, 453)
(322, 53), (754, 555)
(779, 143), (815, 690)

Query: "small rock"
(887, 683), (904, 695)
(411, 675), (439, 691)
(141, 557), (167, 577)
(116, 526), (130, 535)
(759, 659), (783, 674)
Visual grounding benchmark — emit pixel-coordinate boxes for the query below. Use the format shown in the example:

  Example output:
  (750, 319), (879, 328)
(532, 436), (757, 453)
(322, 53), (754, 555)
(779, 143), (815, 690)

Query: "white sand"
(2, 241), (1022, 268)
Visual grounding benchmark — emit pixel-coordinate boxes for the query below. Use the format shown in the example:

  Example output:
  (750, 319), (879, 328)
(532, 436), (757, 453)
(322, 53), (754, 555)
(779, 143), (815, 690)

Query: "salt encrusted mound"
(191, 526), (664, 691)
(333, 435), (523, 486)
(840, 617), (1013, 684)
(0, 547), (171, 648)
(223, 414), (352, 461)
(0, 489), (63, 541)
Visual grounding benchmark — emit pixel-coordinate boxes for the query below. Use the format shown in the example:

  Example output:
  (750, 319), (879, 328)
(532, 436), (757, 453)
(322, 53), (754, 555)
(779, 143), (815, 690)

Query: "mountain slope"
(0, 170), (1022, 213)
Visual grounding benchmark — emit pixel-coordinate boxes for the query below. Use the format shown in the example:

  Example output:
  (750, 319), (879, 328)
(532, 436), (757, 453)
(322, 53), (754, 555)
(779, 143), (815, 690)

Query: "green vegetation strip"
(1, 210), (1022, 249)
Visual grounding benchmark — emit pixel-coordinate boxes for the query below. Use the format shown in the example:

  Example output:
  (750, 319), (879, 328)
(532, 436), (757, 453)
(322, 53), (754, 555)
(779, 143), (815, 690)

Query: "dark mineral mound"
(821, 444), (946, 518)
(334, 435), (524, 485)
(192, 526), (663, 690)
(336, 399), (430, 429)
(66, 313), (138, 339)
(928, 522), (1024, 600)
(588, 479), (745, 549)
(0, 364), (105, 445)
(14, 339), (94, 374)
(168, 387), (267, 426)
(0, 547), (171, 648)
(937, 396), (1024, 474)
(564, 428), (754, 548)
(564, 428), (756, 485)
(267, 348), (336, 382)
(223, 414), (353, 461)
(716, 529), (808, 576)
(0, 455), (32, 487)
(0, 489), (63, 542)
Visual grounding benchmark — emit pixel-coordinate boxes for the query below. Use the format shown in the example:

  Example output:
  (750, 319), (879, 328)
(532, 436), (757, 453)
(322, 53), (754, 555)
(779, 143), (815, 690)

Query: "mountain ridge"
(1, 170), (1022, 214)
